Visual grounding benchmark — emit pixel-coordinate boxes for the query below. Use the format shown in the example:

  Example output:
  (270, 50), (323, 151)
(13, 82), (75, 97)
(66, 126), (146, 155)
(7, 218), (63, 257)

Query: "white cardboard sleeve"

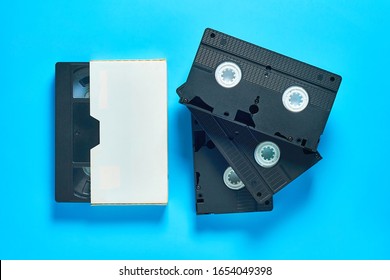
(89, 60), (168, 205)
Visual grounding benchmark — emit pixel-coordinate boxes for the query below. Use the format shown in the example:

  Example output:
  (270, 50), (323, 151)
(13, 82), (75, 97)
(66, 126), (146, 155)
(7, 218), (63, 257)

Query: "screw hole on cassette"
(330, 76), (335, 82)
(249, 104), (259, 114)
(257, 192), (262, 197)
(282, 86), (309, 113)
(254, 141), (281, 168)
(224, 111), (230, 116)
(297, 138), (302, 143)
(223, 167), (245, 190)
(206, 140), (215, 149)
(210, 33), (216, 38)
(265, 200), (270, 205)
(215, 62), (242, 88)
(266, 65), (272, 71)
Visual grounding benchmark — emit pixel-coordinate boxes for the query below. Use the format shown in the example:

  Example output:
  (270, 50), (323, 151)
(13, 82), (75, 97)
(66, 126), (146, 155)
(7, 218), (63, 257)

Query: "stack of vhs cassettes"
(177, 28), (342, 214)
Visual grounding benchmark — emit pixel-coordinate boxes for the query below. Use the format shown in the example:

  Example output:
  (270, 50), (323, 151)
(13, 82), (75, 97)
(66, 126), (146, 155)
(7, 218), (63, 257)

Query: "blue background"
(1, 0), (389, 259)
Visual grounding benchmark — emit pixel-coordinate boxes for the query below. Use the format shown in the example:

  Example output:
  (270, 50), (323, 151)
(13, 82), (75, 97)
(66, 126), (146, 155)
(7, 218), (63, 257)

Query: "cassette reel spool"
(73, 67), (90, 98)
(254, 141), (281, 168)
(73, 167), (91, 199)
(223, 167), (245, 190)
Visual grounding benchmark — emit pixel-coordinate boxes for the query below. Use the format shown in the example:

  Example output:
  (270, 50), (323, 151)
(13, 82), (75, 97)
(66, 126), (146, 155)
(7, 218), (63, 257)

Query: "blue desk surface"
(1, 0), (389, 260)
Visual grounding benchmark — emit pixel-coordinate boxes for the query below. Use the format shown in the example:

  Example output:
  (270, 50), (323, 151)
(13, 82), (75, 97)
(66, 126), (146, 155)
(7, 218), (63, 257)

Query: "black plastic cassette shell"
(190, 107), (322, 204)
(178, 28), (342, 152)
(192, 117), (273, 214)
(55, 62), (99, 202)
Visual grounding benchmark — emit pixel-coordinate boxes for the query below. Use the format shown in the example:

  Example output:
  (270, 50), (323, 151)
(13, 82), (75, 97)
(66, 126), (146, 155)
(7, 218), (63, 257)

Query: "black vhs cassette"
(178, 28), (342, 152)
(191, 107), (321, 204)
